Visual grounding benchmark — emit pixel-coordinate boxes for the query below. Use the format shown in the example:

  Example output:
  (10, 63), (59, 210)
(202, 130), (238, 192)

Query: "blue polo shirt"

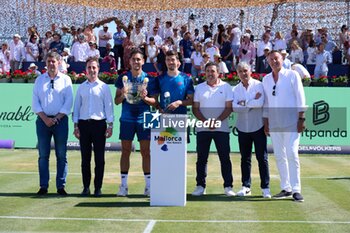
(155, 72), (194, 114)
(115, 71), (156, 123)
(179, 39), (194, 58)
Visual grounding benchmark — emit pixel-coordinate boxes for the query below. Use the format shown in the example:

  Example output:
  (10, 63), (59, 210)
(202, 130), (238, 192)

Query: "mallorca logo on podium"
(154, 127), (182, 151)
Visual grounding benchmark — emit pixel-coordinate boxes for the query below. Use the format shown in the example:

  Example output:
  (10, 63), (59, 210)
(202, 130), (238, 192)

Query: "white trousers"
(270, 130), (301, 193)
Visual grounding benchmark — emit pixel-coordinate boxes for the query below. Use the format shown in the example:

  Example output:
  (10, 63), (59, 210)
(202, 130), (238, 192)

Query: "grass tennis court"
(0, 149), (349, 233)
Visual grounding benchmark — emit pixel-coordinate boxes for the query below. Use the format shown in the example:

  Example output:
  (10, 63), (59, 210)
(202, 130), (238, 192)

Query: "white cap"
(63, 48), (71, 55)
(13, 34), (21, 39)
(103, 24), (108, 28)
(109, 52), (114, 57)
(28, 63), (37, 69)
(204, 38), (212, 44)
(243, 33), (250, 38)
(280, 49), (289, 56)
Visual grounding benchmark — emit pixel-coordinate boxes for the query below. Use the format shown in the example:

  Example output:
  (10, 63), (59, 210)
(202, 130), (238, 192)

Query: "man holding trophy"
(114, 49), (157, 196)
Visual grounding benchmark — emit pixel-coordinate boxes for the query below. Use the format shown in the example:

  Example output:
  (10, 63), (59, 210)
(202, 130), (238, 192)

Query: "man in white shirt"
(147, 27), (163, 47)
(9, 34), (24, 72)
(232, 62), (271, 198)
(262, 50), (307, 202)
(73, 57), (114, 197)
(192, 62), (235, 197)
(32, 52), (73, 196)
(71, 34), (89, 62)
(131, 23), (146, 49)
(98, 24), (112, 58)
(230, 23), (241, 64)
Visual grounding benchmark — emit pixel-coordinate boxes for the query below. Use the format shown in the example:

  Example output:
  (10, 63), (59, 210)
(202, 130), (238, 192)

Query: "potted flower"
(11, 70), (27, 83)
(99, 71), (118, 84)
(27, 70), (39, 83)
(68, 71), (87, 84)
(332, 75), (348, 87)
(251, 72), (261, 81)
(0, 72), (10, 83)
(195, 73), (206, 85)
(223, 72), (240, 86)
(302, 75), (311, 87)
(312, 75), (328, 87)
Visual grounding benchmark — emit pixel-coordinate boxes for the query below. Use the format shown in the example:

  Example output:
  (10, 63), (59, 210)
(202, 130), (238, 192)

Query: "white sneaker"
(191, 186), (206, 196)
(224, 187), (236, 196)
(236, 186), (251, 196)
(262, 188), (271, 198)
(116, 185), (128, 196)
(144, 187), (150, 197)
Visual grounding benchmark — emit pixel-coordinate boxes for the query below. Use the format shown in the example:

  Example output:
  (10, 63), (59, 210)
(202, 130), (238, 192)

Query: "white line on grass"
(143, 220), (156, 233)
(0, 216), (349, 225)
(0, 171), (347, 180)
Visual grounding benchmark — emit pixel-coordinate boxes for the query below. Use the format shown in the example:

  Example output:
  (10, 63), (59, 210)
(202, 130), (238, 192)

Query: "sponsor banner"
(267, 145), (350, 154)
(0, 84), (349, 153)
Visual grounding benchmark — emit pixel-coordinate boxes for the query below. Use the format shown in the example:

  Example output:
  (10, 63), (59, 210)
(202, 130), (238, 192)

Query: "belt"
(79, 119), (106, 122)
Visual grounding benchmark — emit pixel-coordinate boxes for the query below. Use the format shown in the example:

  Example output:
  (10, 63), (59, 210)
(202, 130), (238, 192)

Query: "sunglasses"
(272, 85), (276, 96)
(50, 79), (54, 89)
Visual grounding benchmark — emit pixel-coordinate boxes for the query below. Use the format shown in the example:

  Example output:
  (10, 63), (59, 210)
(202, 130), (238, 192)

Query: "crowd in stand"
(0, 17), (349, 79)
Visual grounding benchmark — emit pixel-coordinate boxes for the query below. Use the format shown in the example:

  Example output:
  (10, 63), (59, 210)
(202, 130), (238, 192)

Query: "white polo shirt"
(194, 79), (233, 133)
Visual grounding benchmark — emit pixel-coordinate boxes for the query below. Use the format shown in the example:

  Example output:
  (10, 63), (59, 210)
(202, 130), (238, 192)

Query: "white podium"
(150, 114), (187, 206)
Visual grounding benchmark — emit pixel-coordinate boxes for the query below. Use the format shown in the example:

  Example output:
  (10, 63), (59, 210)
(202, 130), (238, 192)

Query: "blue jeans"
(191, 66), (200, 79)
(196, 131), (233, 188)
(36, 116), (68, 189)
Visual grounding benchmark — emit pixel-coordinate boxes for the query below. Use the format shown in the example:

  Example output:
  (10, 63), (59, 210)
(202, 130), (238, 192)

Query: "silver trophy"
(123, 76), (149, 104)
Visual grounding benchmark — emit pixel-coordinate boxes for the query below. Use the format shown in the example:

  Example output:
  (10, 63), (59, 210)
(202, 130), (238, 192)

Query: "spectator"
(0, 42), (10, 72)
(239, 33), (256, 68)
(113, 25), (127, 70)
(147, 27), (162, 47)
(204, 38), (219, 62)
(163, 21), (174, 40)
(191, 43), (203, 78)
(49, 33), (65, 55)
(71, 34), (89, 62)
(87, 42), (100, 59)
(98, 24), (112, 57)
(202, 25), (213, 41)
(41, 31), (53, 60)
(214, 54), (229, 75)
(61, 25), (73, 48)
(28, 63), (41, 75)
(306, 39), (317, 65)
(273, 32), (287, 51)
(321, 33), (337, 53)
(131, 23), (146, 50)
(122, 32), (135, 71)
(102, 52), (116, 72)
(289, 41), (304, 64)
(281, 50), (292, 69)
(146, 37), (158, 64)
(25, 34), (40, 62)
(220, 33), (233, 72)
(314, 42), (332, 79)
(9, 34), (24, 72)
